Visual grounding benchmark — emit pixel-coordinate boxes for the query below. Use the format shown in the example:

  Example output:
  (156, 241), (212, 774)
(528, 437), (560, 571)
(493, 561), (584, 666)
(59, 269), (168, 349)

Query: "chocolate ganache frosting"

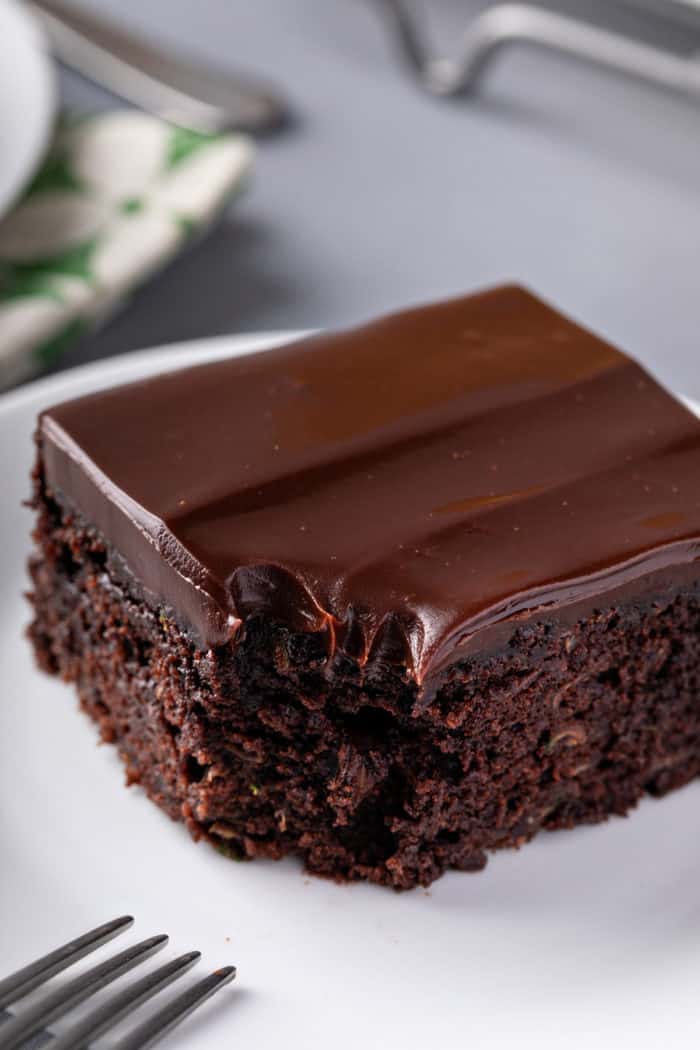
(39, 285), (700, 681)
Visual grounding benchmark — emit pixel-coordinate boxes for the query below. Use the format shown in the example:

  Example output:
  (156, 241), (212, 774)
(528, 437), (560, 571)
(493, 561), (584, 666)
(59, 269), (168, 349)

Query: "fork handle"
(29, 0), (289, 133)
(383, 0), (700, 101)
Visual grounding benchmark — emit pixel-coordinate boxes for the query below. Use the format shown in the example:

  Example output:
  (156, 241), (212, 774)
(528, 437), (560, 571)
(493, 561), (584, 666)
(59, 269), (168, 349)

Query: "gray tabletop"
(55, 0), (700, 398)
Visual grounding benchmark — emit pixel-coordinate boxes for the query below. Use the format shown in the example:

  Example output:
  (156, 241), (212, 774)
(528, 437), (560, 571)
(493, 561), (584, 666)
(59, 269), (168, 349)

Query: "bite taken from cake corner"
(27, 284), (700, 889)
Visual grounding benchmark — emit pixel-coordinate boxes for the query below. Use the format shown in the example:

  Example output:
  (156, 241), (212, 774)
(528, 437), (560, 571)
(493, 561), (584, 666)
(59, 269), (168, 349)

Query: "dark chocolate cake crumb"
(27, 285), (700, 888)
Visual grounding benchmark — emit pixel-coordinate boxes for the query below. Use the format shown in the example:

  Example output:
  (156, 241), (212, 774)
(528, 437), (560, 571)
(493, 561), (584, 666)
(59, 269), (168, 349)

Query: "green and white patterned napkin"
(0, 111), (254, 389)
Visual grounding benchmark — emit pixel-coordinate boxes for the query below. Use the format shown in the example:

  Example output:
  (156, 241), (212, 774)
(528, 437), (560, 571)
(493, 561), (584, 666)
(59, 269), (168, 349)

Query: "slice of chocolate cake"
(28, 285), (700, 889)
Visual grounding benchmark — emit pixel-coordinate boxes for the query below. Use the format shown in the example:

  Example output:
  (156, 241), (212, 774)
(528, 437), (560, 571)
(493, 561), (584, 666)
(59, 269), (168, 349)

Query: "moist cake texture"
(28, 285), (700, 888)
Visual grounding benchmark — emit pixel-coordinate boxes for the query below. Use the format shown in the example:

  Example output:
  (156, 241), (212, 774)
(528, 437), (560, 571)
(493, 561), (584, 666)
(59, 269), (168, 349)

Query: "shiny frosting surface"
(40, 285), (700, 680)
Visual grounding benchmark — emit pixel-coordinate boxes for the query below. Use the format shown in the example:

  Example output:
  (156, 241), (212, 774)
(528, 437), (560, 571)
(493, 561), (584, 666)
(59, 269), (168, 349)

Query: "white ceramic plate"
(2, 337), (700, 1050)
(0, 0), (55, 220)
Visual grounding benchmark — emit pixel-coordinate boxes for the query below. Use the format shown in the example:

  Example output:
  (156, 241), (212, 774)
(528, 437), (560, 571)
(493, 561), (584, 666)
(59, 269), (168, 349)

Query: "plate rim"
(0, 331), (308, 416)
(0, 334), (696, 422)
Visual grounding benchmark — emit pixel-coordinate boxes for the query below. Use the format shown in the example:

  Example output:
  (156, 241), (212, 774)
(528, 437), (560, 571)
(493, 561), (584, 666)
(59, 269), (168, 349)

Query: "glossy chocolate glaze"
(39, 285), (700, 681)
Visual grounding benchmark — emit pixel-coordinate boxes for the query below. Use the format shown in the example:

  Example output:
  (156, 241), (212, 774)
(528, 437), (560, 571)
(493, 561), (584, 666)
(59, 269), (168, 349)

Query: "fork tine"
(0, 916), (134, 1009)
(49, 951), (201, 1050)
(114, 966), (237, 1050)
(0, 935), (168, 1050)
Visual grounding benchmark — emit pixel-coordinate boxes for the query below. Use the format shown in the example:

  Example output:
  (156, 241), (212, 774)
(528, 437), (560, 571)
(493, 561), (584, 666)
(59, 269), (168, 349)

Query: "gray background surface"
(53, 0), (700, 395)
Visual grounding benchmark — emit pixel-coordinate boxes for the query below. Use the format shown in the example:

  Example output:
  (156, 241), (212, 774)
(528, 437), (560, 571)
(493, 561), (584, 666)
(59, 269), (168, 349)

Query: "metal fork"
(0, 916), (236, 1050)
(379, 0), (700, 103)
